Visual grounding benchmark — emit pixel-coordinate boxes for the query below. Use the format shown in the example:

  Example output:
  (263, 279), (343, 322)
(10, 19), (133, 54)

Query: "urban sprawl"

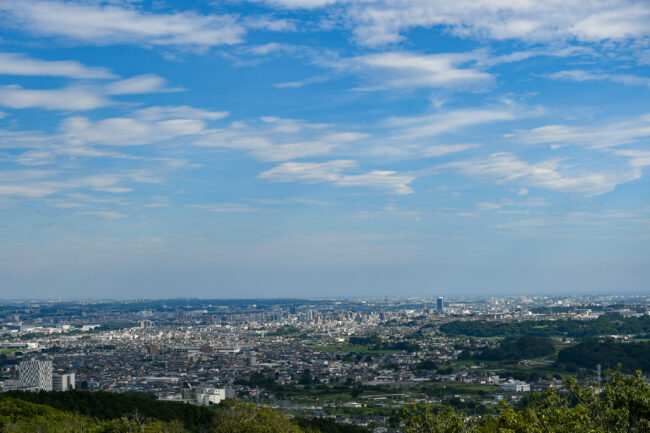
(1, 295), (649, 431)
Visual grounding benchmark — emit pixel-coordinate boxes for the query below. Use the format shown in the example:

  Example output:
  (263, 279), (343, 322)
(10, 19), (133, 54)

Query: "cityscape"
(1, 295), (649, 431)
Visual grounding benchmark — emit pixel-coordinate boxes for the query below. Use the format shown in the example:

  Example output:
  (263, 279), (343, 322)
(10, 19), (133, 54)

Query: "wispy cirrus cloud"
(388, 107), (521, 140)
(250, 0), (650, 48)
(336, 51), (494, 91)
(0, 72), (181, 111)
(61, 115), (206, 147)
(0, 52), (117, 79)
(420, 144), (481, 157)
(0, 85), (110, 110)
(105, 74), (182, 95)
(193, 117), (369, 162)
(0, 105), (228, 165)
(445, 152), (641, 196)
(547, 70), (650, 88)
(0, 169), (164, 198)
(260, 160), (357, 183)
(0, 0), (245, 48)
(259, 160), (416, 194)
(520, 113), (650, 149)
(190, 203), (263, 213)
(614, 149), (650, 168)
(78, 210), (126, 220)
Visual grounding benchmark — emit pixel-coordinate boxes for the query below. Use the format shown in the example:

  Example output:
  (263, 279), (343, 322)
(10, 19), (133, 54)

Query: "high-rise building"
(437, 297), (444, 312)
(52, 372), (75, 391)
(19, 359), (53, 391)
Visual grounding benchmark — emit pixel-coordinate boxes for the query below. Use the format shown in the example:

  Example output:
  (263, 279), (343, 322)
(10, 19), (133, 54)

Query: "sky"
(0, 0), (649, 299)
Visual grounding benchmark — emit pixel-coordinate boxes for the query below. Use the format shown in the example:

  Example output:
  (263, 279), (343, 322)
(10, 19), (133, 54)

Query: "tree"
(400, 367), (650, 433)
(400, 405), (468, 433)
(212, 399), (303, 433)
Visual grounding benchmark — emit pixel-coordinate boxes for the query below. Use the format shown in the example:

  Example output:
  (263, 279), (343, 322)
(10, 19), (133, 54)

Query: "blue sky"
(0, 0), (648, 299)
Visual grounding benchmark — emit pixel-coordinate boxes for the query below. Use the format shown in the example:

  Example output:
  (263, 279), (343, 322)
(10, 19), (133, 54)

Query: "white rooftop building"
(500, 379), (530, 392)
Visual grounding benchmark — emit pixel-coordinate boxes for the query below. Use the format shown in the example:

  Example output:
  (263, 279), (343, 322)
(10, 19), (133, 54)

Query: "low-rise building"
(500, 379), (530, 392)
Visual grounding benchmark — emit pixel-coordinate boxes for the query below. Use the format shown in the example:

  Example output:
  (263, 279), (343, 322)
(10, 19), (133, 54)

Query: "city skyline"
(0, 0), (648, 298)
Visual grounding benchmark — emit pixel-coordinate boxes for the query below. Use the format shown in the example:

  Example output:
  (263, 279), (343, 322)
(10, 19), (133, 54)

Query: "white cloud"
(194, 117), (368, 161)
(420, 144), (480, 158)
(249, 140), (340, 161)
(106, 75), (180, 95)
(51, 202), (84, 209)
(61, 116), (206, 147)
(79, 210), (126, 219)
(242, 16), (296, 32)
(249, 0), (650, 49)
(614, 149), (650, 168)
(248, 42), (296, 55)
(0, 184), (58, 198)
(389, 108), (519, 139)
(250, 0), (339, 9)
(520, 114), (650, 149)
(274, 75), (330, 89)
(346, 0), (650, 47)
(0, 74), (192, 111)
(259, 160), (415, 194)
(191, 203), (262, 213)
(547, 70), (650, 88)
(446, 152), (641, 196)
(260, 160), (357, 183)
(475, 201), (502, 211)
(0, 52), (116, 79)
(0, 170), (160, 199)
(339, 51), (493, 90)
(0, 85), (110, 110)
(0, 0), (245, 47)
(337, 170), (415, 195)
(135, 106), (230, 121)
(569, 6), (650, 41)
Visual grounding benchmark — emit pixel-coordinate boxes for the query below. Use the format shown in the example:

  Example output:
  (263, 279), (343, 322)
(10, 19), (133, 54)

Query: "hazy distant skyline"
(0, 0), (649, 299)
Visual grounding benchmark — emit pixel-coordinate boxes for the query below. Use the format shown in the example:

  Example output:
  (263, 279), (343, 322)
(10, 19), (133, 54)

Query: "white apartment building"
(53, 372), (75, 391)
(182, 384), (235, 405)
(500, 379), (530, 392)
(19, 359), (53, 391)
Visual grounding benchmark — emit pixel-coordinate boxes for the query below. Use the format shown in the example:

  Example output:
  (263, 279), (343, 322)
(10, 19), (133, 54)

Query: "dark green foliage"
(381, 341), (420, 353)
(348, 335), (420, 352)
(349, 335), (382, 346)
(299, 369), (313, 385)
(473, 336), (555, 361)
(0, 354), (17, 367)
(236, 372), (277, 389)
(439, 314), (650, 338)
(415, 359), (438, 370)
(557, 340), (650, 372)
(0, 397), (188, 432)
(212, 399), (303, 433)
(0, 390), (215, 432)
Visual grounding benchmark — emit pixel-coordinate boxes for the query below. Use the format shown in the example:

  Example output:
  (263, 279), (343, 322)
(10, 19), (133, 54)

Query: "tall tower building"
(19, 359), (53, 391)
(437, 297), (444, 312)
